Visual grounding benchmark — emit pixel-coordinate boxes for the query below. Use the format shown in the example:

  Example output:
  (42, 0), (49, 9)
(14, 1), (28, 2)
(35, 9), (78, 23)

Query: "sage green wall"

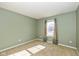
(0, 8), (37, 51)
(76, 6), (79, 51)
(37, 12), (76, 47)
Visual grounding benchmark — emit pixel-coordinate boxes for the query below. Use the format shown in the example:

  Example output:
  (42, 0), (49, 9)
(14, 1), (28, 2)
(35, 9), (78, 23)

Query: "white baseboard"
(36, 39), (77, 49)
(58, 43), (77, 49)
(35, 38), (43, 41)
(0, 39), (36, 52)
(0, 39), (77, 53)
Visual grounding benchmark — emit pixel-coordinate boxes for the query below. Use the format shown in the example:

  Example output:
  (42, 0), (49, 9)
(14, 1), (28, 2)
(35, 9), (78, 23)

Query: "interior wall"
(0, 8), (37, 51)
(76, 6), (79, 51)
(37, 11), (76, 47)
(0, 7), (77, 51)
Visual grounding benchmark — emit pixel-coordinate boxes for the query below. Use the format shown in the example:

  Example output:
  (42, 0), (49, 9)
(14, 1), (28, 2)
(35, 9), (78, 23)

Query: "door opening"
(45, 19), (58, 45)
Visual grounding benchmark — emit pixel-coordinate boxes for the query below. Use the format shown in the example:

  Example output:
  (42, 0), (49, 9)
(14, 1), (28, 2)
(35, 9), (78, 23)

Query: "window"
(46, 20), (55, 37)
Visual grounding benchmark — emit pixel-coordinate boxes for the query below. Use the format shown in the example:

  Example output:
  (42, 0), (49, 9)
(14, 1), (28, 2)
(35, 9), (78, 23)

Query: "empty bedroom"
(0, 2), (79, 56)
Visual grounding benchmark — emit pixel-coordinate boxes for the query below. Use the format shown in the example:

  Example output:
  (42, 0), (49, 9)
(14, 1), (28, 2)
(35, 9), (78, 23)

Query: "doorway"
(45, 19), (58, 45)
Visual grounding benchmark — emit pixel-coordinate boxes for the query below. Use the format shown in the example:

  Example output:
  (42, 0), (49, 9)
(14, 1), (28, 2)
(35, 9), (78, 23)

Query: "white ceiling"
(0, 2), (79, 19)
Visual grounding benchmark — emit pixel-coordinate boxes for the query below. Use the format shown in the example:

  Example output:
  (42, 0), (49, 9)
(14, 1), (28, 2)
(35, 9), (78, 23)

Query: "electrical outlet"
(39, 36), (42, 38)
(18, 39), (22, 42)
(69, 41), (72, 44)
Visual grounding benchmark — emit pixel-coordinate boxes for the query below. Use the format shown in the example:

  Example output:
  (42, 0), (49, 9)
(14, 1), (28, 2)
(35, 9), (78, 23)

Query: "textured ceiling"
(0, 2), (79, 19)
